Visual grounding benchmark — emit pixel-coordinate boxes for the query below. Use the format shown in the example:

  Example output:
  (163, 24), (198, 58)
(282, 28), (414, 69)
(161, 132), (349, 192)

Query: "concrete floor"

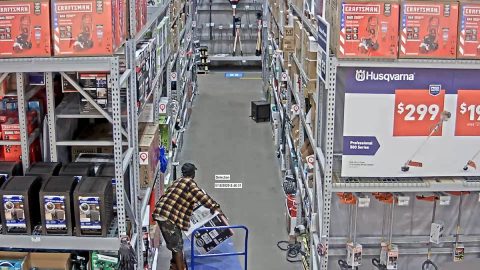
(157, 72), (301, 269)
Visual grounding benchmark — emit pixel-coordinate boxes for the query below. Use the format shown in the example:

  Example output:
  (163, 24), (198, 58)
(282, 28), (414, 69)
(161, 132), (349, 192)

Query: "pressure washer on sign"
(13, 16), (33, 52)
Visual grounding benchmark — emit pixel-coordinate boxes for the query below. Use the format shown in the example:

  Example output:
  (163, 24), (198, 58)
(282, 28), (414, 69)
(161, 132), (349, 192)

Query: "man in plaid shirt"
(153, 163), (223, 270)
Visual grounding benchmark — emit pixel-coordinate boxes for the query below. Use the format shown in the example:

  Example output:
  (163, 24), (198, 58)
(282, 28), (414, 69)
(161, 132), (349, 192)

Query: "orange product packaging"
(0, 0), (52, 58)
(400, 1), (459, 59)
(135, 0), (147, 33)
(458, 2), (480, 59)
(51, 0), (127, 56)
(335, 1), (400, 59)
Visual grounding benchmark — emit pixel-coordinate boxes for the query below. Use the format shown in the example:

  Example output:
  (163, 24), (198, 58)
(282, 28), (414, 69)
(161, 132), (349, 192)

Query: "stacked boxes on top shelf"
(0, 0), (150, 58)
(51, 0), (128, 56)
(399, 1), (459, 59)
(458, 0), (480, 59)
(329, 0), (400, 59)
(0, 0), (52, 58)
(324, 0), (480, 59)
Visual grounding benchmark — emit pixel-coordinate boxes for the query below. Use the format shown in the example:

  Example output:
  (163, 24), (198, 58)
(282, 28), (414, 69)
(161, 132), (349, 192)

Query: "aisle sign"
(139, 152), (149, 165)
(170, 72), (177, 82)
(317, 16), (330, 84)
(159, 97), (169, 114)
(281, 72), (288, 82)
(340, 67), (480, 177)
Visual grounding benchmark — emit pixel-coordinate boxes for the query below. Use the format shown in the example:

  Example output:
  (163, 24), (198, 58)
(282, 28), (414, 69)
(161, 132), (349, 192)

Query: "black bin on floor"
(251, 100), (270, 123)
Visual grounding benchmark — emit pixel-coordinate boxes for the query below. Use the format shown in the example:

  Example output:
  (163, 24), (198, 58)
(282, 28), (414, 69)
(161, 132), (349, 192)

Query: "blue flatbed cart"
(185, 225), (248, 270)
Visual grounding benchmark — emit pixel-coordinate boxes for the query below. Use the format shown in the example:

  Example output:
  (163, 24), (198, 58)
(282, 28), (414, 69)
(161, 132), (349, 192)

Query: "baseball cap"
(181, 163), (197, 176)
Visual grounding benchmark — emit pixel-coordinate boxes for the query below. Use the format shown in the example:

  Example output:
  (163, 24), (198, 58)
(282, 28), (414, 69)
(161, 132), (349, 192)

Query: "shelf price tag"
(455, 90), (480, 136)
(393, 89), (445, 137)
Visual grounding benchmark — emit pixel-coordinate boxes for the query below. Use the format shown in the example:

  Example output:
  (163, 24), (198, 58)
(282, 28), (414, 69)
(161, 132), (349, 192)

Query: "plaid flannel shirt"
(152, 177), (220, 231)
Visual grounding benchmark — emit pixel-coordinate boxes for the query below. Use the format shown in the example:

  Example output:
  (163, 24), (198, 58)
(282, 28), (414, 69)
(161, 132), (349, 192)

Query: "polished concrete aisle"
(157, 72), (301, 270)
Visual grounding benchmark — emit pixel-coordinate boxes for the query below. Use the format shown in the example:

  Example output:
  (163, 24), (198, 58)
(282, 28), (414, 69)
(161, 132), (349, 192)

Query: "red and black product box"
(0, 0), (52, 58)
(458, 1), (480, 59)
(334, 1), (400, 59)
(400, 1), (459, 59)
(51, 0), (127, 56)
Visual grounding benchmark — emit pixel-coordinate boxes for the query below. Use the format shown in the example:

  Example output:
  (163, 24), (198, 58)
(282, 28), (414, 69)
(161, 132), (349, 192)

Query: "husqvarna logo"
(355, 69), (415, 82)
(356, 70), (366, 82)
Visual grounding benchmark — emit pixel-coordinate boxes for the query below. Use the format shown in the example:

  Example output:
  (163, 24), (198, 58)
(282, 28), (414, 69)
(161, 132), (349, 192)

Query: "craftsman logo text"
(464, 8), (480, 16)
(0, 5), (30, 14)
(343, 4), (380, 14)
(56, 3), (92, 13)
(405, 5), (440, 15)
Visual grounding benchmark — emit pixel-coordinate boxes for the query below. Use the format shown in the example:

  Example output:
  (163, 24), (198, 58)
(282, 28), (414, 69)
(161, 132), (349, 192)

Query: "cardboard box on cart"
(457, 1), (480, 59)
(399, 1), (459, 59)
(51, 0), (127, 56)
(330, 0), (400, 59)
(0, 0), (52, 58)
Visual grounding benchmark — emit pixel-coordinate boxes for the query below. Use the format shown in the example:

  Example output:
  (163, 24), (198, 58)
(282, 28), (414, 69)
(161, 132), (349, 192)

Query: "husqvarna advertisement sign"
(340, 67), (480, 177)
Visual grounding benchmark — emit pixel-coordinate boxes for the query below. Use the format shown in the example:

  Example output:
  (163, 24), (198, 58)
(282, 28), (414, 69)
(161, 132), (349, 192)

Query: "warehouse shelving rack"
(0, 0), (197, 268)
(264, 1), (480, 270)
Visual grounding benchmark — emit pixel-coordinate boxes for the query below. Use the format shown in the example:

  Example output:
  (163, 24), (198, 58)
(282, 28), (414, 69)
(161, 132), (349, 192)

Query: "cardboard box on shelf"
(294, 19), (303, 58)
(51, 0), (127, 56)
(139, 131), (159, 189)
(331, 0), (400, 59)
(0, 251), (29, 270)
(29, 252), (71, 270)
(0, 0), (52, 58)
(399, 1), (459, 59)
(458, 1), (480, 59)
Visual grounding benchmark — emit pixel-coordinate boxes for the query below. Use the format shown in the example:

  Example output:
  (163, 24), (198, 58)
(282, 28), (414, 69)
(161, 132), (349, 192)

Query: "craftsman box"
(331, 1), (400, 59)
(399, 1), (459, 59)
(0, 0), (52, 58)
(458, 1), (480, 59)
(51, 0), (127, 56)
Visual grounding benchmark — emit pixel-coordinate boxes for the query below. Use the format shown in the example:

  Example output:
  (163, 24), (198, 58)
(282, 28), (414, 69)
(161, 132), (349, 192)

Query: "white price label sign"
(139, 152), (149, 165)
(281, 72), (288, 82)
(192, 21), (197, 28)
(170, 72), (177, 81)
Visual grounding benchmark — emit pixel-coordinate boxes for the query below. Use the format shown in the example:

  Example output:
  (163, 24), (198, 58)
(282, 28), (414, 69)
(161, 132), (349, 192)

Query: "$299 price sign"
(455, 90), (480, 136)
(393, 89), (445, 137)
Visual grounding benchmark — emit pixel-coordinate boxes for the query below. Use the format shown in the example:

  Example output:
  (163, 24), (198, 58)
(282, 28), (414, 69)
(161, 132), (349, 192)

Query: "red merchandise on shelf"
(458, 2), (480, 59)
(135, 0), (147, 33)
(51, 0), (127, 56)
(400, 1), (459, 59)
(0, 0), (52, 58)
(335, 1), (400, 59)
